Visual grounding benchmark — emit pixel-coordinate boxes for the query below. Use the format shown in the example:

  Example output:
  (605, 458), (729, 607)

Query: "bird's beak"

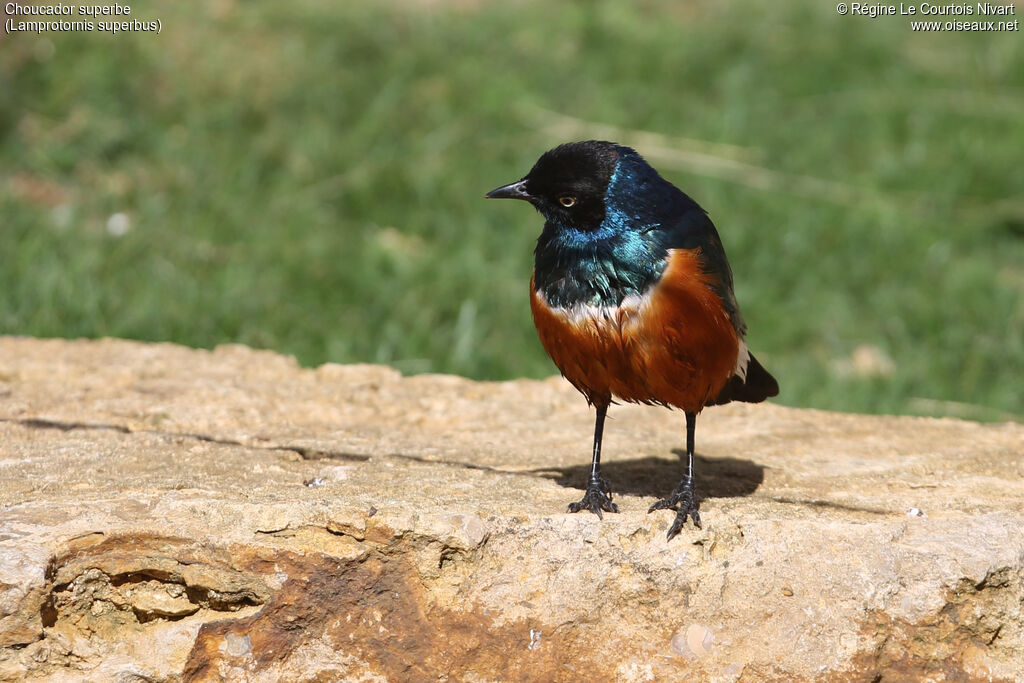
(485, 179), (532, 201)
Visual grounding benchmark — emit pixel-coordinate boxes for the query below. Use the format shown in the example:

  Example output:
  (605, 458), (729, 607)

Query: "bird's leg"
(567, 404), (619, 518)
(648, 411), (702, 539)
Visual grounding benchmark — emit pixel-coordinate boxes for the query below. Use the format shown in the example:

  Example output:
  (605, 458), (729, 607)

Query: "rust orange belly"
(530, 248), (739, 413)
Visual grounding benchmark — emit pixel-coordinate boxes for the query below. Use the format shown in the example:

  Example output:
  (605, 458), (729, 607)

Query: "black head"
(485, 141), (623, 231)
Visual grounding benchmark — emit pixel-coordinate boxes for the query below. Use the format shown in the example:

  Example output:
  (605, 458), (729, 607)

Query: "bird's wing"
(656, 206), (780, 404)
(655, 206), (747, 337)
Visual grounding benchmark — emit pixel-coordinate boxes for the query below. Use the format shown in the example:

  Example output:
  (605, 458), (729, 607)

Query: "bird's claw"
(648, 484), (701, 540)
(567, 477), (618, 519)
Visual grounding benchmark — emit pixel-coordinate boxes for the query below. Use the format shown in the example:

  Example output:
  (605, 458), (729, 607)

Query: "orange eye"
(559, 196), (576, 207)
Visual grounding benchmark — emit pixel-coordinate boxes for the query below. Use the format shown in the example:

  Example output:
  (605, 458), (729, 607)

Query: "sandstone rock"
(0, 337), (1021, 681)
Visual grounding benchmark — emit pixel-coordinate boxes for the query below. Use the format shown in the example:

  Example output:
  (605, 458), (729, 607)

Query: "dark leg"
(567, 404), (618, 518)
(648, 411), (701, 539)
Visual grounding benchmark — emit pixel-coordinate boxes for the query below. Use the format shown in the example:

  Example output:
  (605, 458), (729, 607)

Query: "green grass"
(2, 0), (1022, 421)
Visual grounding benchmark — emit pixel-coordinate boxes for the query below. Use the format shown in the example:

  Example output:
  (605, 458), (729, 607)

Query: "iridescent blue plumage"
(532, 146), (742, 335)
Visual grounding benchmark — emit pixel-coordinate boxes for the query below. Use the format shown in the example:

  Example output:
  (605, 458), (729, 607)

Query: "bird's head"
(485, 140), (626, 232)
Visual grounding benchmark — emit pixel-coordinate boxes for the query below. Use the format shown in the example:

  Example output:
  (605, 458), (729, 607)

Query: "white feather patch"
(540, 290), (652, 331)
(734, 339), (750, 381)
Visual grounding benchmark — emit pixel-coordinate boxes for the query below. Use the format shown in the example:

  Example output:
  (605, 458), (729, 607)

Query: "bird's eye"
(558, 196), (576, 207)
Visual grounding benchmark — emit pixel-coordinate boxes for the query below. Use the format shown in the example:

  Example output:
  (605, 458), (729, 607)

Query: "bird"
(485, 140), (778, 540)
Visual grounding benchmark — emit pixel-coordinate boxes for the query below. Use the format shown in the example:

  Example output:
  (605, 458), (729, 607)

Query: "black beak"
(485, 179), (532, 201)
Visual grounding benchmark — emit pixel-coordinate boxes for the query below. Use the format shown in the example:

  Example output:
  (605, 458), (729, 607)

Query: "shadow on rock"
(533, 450), (765, 500)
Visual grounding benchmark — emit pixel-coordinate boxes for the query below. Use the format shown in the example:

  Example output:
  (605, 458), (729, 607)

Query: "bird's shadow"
(531, 449), (764, 499)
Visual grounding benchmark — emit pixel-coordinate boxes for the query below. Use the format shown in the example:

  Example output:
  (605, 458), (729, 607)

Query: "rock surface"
(0, 336), (1022, 682)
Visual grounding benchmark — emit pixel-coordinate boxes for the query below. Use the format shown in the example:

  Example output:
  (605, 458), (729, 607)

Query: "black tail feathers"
(710, 352), (779, 406)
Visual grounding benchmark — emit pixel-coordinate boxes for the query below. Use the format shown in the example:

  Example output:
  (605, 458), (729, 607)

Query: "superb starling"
(486, 140), (778, 540)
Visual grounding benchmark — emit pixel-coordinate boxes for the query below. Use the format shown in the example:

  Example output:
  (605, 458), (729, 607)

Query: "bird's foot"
(648, 477), (701, 540)
(567, 476), (619, 519)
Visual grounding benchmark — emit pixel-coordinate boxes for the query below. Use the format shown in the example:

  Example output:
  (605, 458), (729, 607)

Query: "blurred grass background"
(1, 0), (1021, 421)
